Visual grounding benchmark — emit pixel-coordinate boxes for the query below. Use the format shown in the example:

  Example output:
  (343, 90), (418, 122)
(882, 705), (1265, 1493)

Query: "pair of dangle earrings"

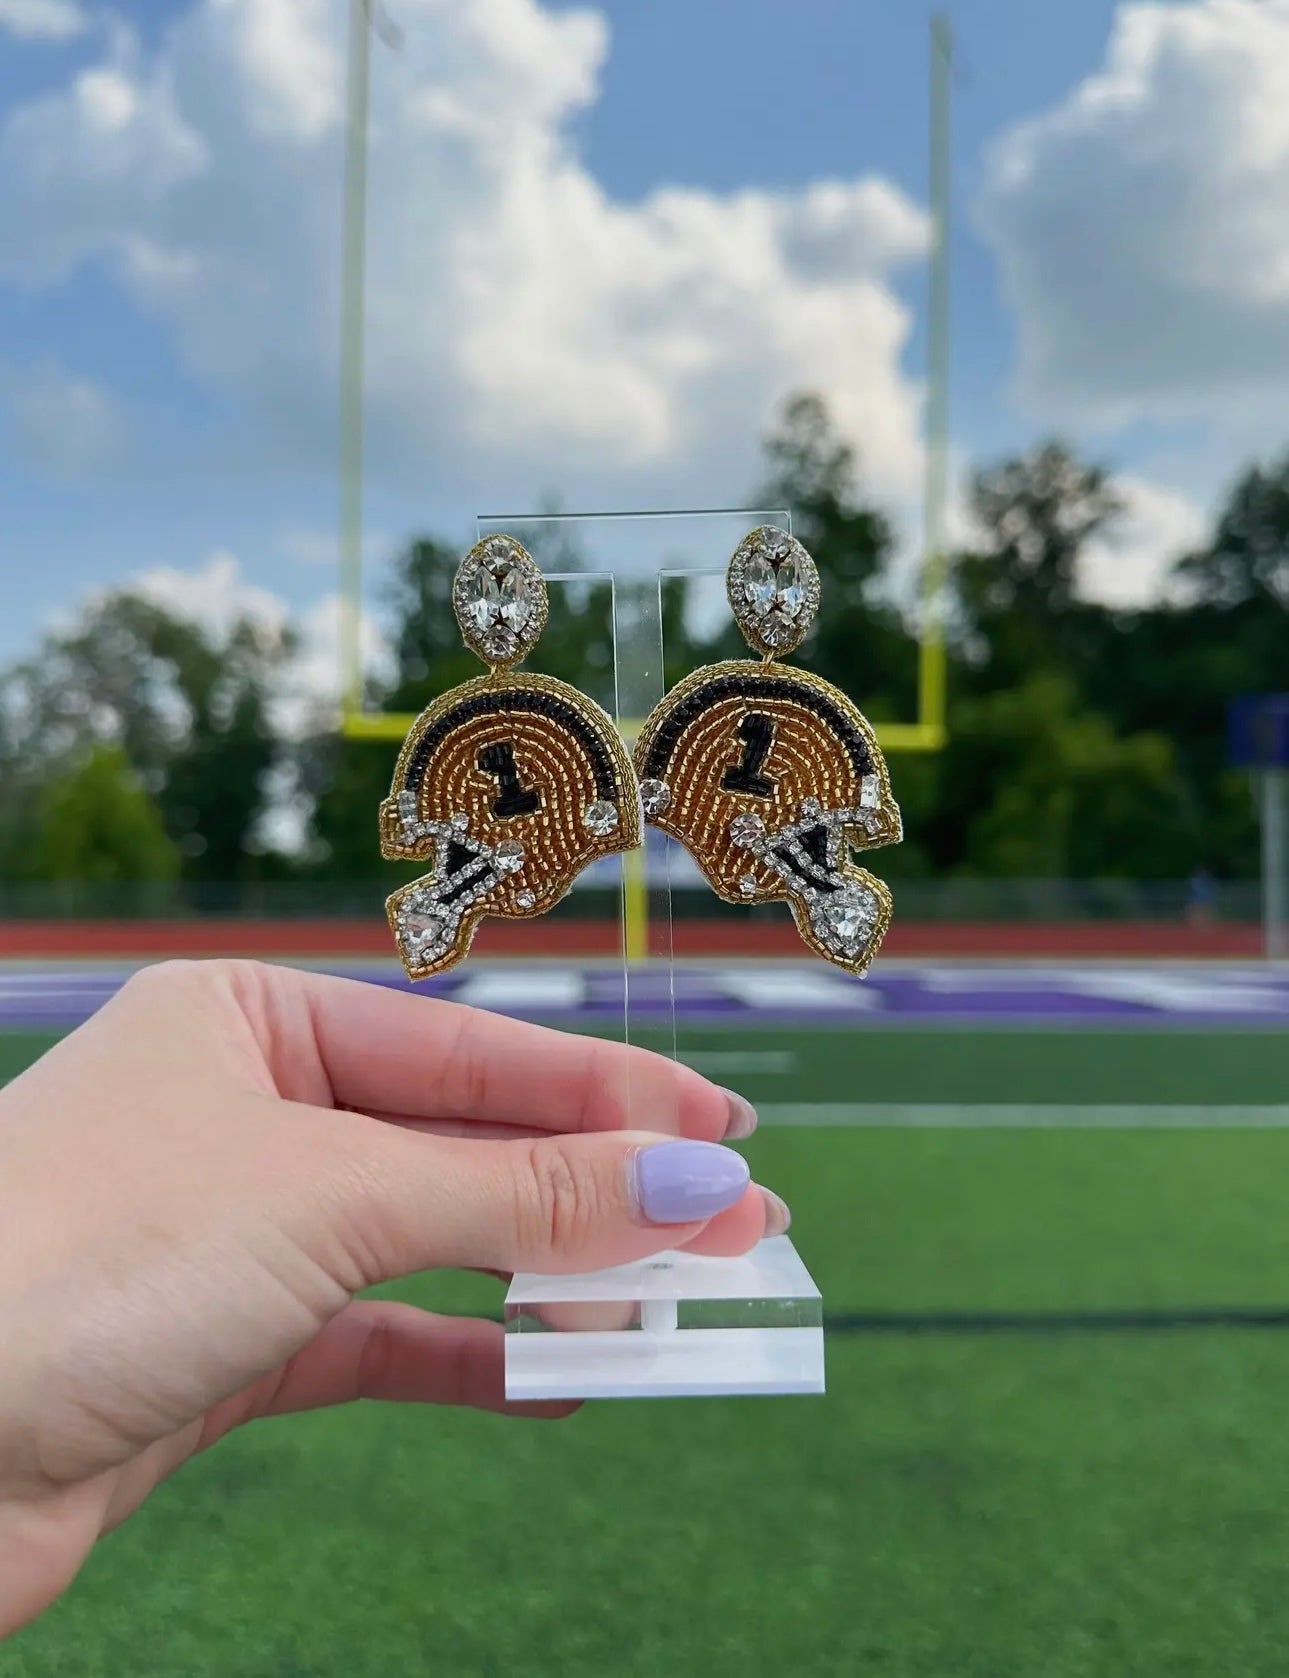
(381, 528), (901, 980)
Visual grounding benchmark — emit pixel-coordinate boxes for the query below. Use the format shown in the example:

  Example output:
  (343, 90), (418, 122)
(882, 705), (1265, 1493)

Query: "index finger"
(244, 965), (754, 1143)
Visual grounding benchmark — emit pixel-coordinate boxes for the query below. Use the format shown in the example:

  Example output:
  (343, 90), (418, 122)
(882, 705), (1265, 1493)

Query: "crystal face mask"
(632, 526), (902, 976)
(380, 535), (642, 978)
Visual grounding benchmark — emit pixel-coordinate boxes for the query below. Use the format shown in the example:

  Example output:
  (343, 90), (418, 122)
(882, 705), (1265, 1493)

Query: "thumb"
(337, 1129), (769, 1282)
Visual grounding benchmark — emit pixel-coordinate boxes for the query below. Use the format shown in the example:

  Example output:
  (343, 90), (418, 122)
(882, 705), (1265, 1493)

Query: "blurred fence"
(0, 877), (1261, 923)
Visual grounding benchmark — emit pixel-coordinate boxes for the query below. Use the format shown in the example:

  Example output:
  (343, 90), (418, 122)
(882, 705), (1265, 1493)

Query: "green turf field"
(6, 1020), (1289, 1676)
(3, 1020), (1286, 1105)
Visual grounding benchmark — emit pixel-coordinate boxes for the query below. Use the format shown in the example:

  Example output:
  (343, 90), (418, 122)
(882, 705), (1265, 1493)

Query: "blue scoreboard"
(1229, 696), (1289, 769)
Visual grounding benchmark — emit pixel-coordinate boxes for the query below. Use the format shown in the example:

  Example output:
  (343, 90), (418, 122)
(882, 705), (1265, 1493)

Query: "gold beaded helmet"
(381, 535), (641, 979)
(633, 527), (902, 976)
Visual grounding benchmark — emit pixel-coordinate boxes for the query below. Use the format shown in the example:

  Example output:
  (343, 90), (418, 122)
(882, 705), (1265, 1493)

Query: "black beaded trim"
(405, 688), (618, 801)
(642, 674), (873, 781)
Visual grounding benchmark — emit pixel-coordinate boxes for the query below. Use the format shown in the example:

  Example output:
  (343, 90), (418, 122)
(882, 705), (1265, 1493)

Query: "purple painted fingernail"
(630, 1141), (751, 1225)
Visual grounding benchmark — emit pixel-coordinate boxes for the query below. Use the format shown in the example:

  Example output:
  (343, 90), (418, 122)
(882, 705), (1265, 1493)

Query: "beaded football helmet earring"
(381, 535), (641, 978)
(632, 526), (901, 975)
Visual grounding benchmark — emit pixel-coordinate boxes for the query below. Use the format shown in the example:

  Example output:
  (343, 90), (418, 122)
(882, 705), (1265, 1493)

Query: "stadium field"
(5, 961), (1289, 1676)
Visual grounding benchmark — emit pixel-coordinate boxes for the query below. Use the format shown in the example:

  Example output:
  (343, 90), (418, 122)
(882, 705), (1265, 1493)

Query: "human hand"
(0, 959), (783, 1635)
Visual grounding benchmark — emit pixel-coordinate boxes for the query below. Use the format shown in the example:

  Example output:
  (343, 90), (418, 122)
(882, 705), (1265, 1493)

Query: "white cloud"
(1080, 475), (1206, 607)
(941, 458), (1205, 611)
(225, 0), (342, 142)
(982, 0), (1289, 430)
(132, 549), (290, 643)
(47, 550), (388, 850)
(284, 588), (390, 728)
(1, 360), (125, 473)
(0, 53), (208, 285)
(131, 550), (387, 736)
(0, 0), (928, 505)
(0, 0), (86, 40)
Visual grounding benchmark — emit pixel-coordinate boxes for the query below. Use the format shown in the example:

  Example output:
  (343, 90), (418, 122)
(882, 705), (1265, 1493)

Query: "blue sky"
(1, 0), (1286, 682)
(569, 0), (1119, 455)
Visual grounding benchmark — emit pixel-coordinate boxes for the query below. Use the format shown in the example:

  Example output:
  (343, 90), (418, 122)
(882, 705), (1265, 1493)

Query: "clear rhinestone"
(583, 800), (619, 836)
(859, 775), (880, 810)
(462, 548), (534, 637)
(494, 839), (525, 873)
(450, 810), (470, 832)
(639, 778), (671, 817)
(744, 557), (774, 616)
(744, 549), (804, 622)
(396, 791), (422, 841)
(762, 527), (791, 559)
(515, 889), (536, 910)
(729, 812), (765, 847)
(811, 887), (878, 955)
(400, 904), (451, 954)
(482, 625), (518, 662)
(739, 874), (758, 897)
(799, 797), (823, 821)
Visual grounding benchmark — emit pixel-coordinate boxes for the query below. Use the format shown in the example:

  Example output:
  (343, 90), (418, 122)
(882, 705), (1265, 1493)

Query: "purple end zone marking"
(2, 963), (1289, 1032)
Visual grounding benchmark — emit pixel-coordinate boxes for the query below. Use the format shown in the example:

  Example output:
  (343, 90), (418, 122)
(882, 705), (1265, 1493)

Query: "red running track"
(0, 918), (1262, 960)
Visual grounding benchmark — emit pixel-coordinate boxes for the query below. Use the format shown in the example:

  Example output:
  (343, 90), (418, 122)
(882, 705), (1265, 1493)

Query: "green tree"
(956, 441), (1123, 689)
(1178, 455), (1289, 608)
(1090, 458), (1289, 877)
(29, 746), (180, 884)
(757, 393), (916, 721)
(937, 675), (1194, 881)
(0, 593), (291, 882)
(964, 441), (1122, 616)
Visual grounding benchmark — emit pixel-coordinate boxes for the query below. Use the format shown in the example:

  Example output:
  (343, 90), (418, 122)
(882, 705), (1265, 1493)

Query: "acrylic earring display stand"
(488, 510), (825, 1400)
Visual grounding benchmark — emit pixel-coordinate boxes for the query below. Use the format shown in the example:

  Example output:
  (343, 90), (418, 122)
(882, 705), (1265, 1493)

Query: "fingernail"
(759, 1187), (792, 1237)
(630, 1140), (751, 1225)
(720, 1087), (758, 1140)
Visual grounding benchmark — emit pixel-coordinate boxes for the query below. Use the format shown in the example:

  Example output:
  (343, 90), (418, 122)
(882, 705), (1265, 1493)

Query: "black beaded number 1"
(478, 741), (542, 818)
(721, 713), (778, 797)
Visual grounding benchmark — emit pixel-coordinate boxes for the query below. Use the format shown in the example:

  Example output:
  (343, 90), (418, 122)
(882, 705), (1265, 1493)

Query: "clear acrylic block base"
(505, 1235), (824, 1400)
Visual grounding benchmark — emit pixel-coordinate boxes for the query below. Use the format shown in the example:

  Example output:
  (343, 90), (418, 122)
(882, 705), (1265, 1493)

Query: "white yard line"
(684, 1051), (797, 1075)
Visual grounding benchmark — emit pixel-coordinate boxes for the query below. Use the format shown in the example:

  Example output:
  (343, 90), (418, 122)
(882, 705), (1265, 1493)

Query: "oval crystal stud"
(729, 811), (766, 847)
(468, 541), (532, 632)
(726, 526), (820, 659)
(452, 535), (548, 668)
(744, 546), (802, 621)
